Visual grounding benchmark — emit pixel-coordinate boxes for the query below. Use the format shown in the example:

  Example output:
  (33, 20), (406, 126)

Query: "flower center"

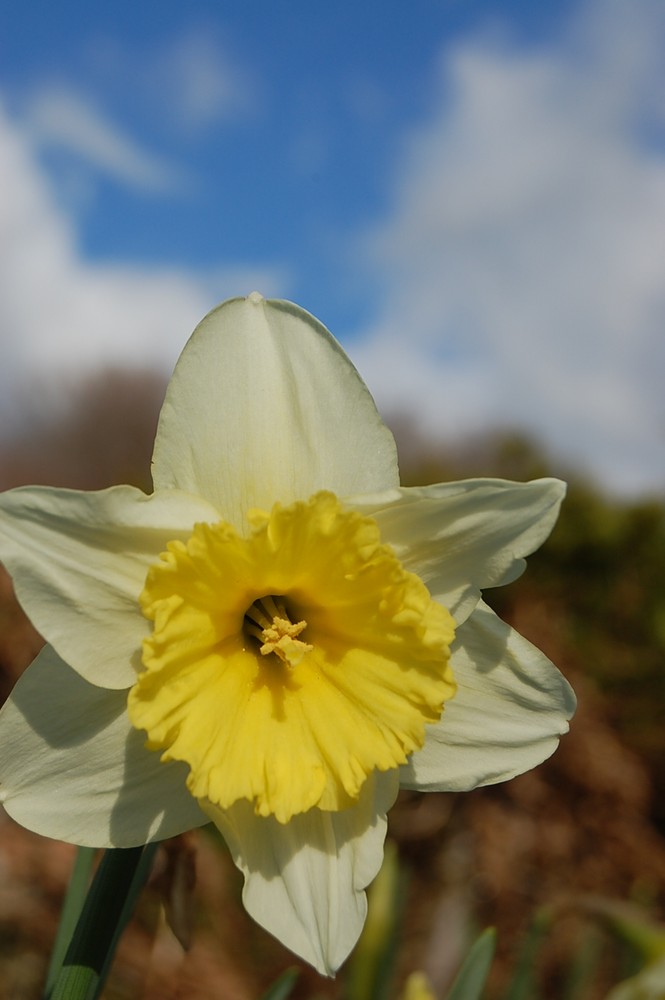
(243, 595), (313, 666)
(128, 491), (456, 824)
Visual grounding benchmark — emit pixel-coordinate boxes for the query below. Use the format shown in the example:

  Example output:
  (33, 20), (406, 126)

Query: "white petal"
(606, 957), (665, 1000)
(0, 646), (208, 846)
(204, 771), (399, 975)
(152, 294), (399, 529)
(0, 484), (220, 688)
(352, 478), (565, 625)
(400, 601), (575, 792)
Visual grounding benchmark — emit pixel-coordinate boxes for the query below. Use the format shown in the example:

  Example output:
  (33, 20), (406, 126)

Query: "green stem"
(48, 845), (157, 1000)
(45, 847), (97, 998)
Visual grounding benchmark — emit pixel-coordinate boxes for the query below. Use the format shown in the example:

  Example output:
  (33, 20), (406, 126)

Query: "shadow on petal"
(401, 601), (575, 793)
(109, 726), (208, 847)
(202, 771), (400, 974)
(2, 646), (207, 847)
(7, 645), (128, 747)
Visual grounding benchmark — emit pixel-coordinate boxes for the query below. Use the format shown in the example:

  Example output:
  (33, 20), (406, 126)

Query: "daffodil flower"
(0, 293), (575, 974)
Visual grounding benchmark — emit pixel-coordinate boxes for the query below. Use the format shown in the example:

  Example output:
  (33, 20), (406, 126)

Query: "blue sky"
(0, 0), (663, 495)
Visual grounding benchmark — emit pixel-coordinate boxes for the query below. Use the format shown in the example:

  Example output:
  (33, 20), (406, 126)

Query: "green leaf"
(47, 845), (156, 1000)
(445, 928), (496, 1000)
(44, 847), (96, 998)
(260, 967), (300, 1000)
(502, 909), (552, 1000)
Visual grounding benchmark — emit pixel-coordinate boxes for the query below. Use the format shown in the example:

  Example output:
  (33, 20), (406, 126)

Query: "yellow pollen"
(244, 595), (313, 666)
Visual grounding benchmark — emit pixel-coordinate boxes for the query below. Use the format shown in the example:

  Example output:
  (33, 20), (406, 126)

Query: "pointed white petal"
(0, 646), (208, 846)
(0, 485), (220, 688)
(152, 294), (399, 529)
(204, 771), (399, 975)
(352, 478), (565, 625)
(401, 601), (575, 792)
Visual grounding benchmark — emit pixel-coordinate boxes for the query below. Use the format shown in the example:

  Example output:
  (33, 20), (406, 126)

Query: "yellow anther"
(259, 615), (313, 666)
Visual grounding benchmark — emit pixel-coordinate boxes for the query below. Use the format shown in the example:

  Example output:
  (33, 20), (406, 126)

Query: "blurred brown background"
(1, 370), (664, 999)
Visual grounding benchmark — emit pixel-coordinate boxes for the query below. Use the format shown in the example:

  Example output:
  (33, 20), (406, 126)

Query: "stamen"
(244, 596), (314, 667)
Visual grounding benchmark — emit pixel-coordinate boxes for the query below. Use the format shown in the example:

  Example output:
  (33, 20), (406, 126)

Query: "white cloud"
(24, 86), (185, 193)
(0, 97), (286, 424)
(151, 29), (257, 131)
(353, 0), (665, 495)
